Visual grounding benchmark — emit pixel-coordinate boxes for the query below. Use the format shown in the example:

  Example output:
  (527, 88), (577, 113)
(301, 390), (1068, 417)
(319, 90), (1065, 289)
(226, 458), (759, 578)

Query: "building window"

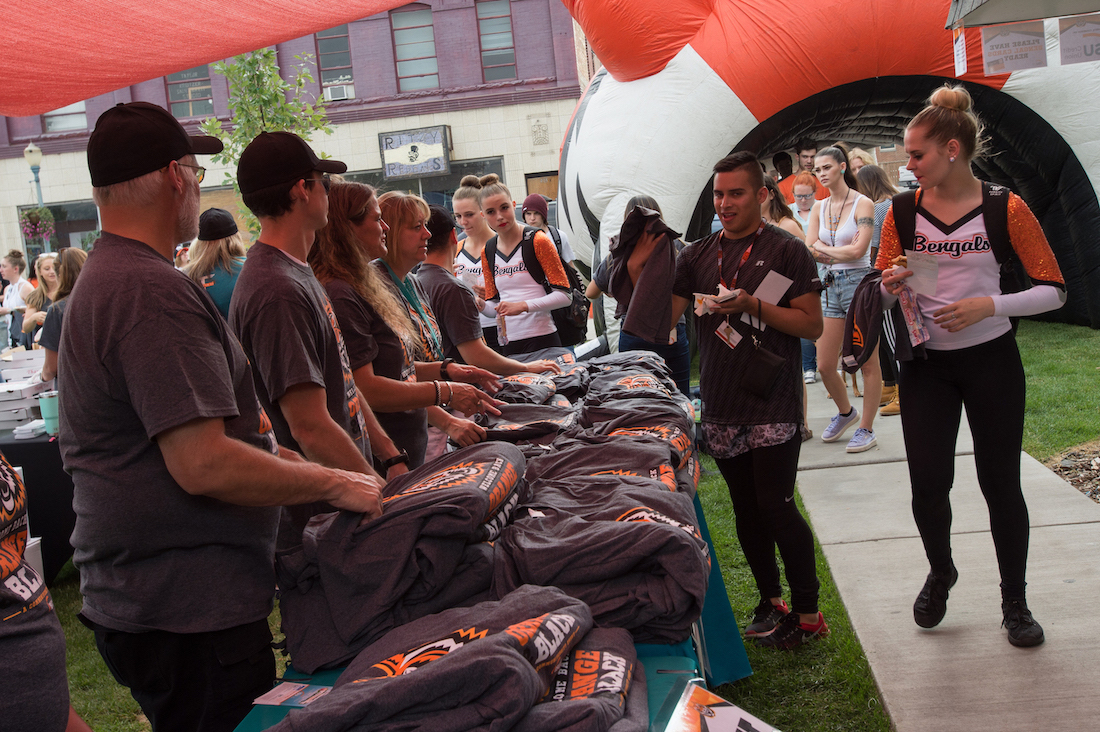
(316, 24), (355, 101)
(43, 101), (87, 132)
(477, 0), (517, 81)
(391, 6), (439, 92)
(166, 65), (213, 119)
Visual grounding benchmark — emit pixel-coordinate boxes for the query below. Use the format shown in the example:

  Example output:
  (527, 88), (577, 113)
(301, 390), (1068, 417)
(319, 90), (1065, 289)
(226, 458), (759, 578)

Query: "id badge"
(716, 320), (742, 350)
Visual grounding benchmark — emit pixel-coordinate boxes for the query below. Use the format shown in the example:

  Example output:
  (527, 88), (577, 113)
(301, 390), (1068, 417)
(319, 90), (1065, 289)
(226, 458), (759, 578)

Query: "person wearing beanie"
(521, 193), (575, 264)
(183, 207), (246, 319)
(58, 103), (384, 732)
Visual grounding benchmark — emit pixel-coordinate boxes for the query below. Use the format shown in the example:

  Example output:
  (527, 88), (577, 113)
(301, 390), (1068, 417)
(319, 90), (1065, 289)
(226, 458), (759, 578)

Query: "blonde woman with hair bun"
(451, 174), (501, 349)
(878, 84), (1067, 647)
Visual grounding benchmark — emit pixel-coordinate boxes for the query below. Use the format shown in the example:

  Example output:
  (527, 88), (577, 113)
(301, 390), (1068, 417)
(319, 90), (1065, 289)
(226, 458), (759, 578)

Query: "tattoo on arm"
(857, 217), (874, 228)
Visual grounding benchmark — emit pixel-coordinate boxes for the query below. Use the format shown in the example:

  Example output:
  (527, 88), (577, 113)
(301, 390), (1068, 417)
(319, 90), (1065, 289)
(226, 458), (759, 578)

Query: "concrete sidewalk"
(796, 376), (1100, 732)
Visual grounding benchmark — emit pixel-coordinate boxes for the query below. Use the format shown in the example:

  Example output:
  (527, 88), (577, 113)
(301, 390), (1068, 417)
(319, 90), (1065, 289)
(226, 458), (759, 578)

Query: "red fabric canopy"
(1, 0), (405, 118)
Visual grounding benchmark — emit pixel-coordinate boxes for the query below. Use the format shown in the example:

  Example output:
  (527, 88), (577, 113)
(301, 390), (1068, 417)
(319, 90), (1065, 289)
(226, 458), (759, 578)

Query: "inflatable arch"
(558, 0), (1100, 329)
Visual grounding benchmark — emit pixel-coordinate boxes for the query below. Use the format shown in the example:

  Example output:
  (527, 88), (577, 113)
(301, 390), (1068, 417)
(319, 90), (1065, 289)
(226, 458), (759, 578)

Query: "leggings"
(714, 434), (820, 614)
(899, 331), (1029, 600)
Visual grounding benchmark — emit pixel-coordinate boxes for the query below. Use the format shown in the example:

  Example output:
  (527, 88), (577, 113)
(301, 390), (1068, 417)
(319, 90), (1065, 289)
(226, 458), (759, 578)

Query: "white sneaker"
(822, 408), (859, 442)
(803, 370), (817, 384)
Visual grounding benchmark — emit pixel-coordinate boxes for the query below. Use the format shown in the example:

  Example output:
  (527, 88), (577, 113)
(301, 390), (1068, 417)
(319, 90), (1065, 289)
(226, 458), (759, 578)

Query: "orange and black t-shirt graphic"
(0, 457), (28, 581)
(504, 611), (583, 670)
(385, 456), (518, 516)
(609, 425), (692, 467)
(616, 506), (701, 540)
(547, 649), (632, 705)
(357, 627), (490, 680)
(322, 295), (368, 452)
(614, 375), (667, 393)
(593, 465), (678, 491)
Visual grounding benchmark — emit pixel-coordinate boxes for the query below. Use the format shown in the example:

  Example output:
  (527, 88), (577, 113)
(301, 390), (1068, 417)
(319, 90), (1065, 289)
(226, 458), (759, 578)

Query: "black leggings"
(899, 331), (1029, 600)
(714, 434), (820, 614)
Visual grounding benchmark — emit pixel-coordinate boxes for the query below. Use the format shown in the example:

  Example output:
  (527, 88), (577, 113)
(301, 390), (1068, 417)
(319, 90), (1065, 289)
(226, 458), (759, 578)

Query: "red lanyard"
(717, 219), (765, 290)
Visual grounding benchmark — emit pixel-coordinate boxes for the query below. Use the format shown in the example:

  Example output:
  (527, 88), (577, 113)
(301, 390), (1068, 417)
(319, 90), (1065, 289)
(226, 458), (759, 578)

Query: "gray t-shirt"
(38, 298), (66, 352)
(415, 263), (483, 362)
(230, 243), (368, 460)
(59, 232), (281, 634)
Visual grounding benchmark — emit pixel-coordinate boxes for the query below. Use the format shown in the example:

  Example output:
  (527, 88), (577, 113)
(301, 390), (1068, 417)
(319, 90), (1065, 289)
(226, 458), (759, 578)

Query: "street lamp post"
(23, 142), (44, 207)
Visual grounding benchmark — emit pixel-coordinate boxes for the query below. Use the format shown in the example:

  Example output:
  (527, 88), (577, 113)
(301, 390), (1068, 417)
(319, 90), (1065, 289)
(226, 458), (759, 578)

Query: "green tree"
(200, 47), (332, 235)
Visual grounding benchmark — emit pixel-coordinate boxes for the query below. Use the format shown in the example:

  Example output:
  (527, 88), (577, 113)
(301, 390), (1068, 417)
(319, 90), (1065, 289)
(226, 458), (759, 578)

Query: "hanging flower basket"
(20, 206), (55, 244)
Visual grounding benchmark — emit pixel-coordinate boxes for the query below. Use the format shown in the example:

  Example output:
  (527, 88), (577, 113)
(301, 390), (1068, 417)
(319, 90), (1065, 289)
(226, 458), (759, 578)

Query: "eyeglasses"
(177, 163), (206, 183)
(305, 174), (331, 192)
(794, 194), (815, 200)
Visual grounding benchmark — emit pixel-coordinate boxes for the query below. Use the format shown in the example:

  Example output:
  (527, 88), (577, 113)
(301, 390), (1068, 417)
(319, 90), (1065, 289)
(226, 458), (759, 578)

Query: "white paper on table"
(903, 252), (938, 296)
(739, 271), (793, 330)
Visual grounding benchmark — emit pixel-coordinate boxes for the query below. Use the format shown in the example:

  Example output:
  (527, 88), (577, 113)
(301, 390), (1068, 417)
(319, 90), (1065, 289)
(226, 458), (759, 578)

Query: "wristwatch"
(440, 358), (455, 380)
(380, 450), (409, 470)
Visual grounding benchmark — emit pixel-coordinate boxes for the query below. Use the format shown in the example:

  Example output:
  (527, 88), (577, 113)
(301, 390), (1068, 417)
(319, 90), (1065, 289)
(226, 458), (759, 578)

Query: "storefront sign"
(379, 126), (450, 181)
(1059, 14), (1100, 65)
(981, 21), (1047, 75)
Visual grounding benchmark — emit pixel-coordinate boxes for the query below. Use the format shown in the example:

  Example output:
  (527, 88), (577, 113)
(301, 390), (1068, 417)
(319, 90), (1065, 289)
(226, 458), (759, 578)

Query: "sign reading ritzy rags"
(380, 126), (450, 181)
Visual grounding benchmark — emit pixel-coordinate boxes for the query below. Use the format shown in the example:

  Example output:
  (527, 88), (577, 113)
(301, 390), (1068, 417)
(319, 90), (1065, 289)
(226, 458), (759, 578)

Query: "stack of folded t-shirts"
(277, 443), (527, 672)
(270, 585), (645, 732)
(473, 402), (579, 448)
(492, 475), (709, 644)
(494, 372), (559, 405)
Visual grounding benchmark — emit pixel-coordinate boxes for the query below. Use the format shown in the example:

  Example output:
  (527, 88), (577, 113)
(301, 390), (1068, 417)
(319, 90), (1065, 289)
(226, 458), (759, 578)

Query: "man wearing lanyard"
(670, 151), (828, 649)
(230, 133), (409, 542)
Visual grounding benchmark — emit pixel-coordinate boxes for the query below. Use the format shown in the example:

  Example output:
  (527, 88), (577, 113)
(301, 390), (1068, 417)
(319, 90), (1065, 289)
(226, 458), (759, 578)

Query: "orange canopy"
(0, 0), (404, 118)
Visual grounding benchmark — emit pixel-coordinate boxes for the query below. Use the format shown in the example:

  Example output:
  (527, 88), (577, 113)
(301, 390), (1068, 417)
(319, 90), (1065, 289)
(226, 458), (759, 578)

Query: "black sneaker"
(744, 598), (789, 637)
(913, 565), (959, 628)
(1002, 599), (1045, 647)
(756, 611), (829, 650)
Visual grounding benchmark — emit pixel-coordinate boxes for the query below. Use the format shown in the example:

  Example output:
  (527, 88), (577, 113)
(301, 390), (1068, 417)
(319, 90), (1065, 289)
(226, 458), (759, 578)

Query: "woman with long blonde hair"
(20, 252), (58, 347)
(185, 208), (247, 320)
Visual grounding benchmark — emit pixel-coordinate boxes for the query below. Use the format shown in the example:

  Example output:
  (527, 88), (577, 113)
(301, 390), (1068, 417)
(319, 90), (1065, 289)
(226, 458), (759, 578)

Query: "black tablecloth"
(0, 430), (74, 584)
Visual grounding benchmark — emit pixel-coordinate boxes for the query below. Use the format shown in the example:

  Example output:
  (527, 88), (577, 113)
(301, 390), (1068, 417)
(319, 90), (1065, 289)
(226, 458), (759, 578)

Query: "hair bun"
(478, 173), (500, 187)
(7, 249), (22, 259)
(930, 85), (972, 113)
(459, 174), (482, 188)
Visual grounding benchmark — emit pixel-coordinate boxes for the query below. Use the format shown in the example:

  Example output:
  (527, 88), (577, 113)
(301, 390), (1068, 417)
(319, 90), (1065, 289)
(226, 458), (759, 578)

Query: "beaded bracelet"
(433, 380), (442, 407)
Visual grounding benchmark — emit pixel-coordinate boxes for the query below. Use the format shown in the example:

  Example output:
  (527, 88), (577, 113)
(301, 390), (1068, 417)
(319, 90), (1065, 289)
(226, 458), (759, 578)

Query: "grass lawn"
(52, 319), (1096, 731)
(1015, 319), (1100, 461)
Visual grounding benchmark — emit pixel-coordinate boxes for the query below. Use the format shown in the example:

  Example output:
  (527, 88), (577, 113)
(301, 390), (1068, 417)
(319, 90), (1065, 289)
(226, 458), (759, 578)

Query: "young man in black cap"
(60, 102), (385, 732)
(230, 132), (407, 515)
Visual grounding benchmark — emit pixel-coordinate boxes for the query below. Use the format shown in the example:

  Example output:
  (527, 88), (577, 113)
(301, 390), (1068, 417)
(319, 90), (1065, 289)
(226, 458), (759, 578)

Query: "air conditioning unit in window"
(323, 85), (354, 102)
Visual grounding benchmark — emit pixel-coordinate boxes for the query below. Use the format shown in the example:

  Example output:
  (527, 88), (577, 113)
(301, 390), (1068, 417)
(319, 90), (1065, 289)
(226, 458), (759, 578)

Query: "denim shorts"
(821, 267), (873, 319)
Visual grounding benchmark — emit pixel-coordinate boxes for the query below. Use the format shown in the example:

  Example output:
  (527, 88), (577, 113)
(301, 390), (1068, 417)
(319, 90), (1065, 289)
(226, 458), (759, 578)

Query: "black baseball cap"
(237, 132), (347, 195)
(198, 208), (239, 241)
(87, 102), (223, 187)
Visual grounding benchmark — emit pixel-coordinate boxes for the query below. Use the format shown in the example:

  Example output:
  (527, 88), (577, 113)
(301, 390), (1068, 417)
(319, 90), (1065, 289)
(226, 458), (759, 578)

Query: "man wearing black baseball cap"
(231, 132), (406, 543)
(60, 104), (384, 732)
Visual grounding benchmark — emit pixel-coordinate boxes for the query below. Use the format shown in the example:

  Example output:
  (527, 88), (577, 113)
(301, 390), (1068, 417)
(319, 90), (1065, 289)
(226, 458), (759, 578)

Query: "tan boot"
(880, 384), (897, 407)
(880, 389), (901, 416)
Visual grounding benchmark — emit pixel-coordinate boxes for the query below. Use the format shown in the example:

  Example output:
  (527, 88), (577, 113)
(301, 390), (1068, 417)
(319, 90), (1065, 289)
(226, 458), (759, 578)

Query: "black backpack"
(890, 181), (1029, 329)
(485, 226), (590, 346)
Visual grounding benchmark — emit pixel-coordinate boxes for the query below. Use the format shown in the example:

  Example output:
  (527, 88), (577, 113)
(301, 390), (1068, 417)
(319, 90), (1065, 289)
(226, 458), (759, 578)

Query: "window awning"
(0, 0), (403, 118)
(946, 0), (1100, 28)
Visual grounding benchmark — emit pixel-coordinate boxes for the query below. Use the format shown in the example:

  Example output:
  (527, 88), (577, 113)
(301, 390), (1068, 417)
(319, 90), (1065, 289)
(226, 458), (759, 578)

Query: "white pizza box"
(2, 367), (39, 382)
(0, 397), (40, 410)
(0, 380), (50, 401)
(0, 408), (30, 422)
(6, 349), (45, 364)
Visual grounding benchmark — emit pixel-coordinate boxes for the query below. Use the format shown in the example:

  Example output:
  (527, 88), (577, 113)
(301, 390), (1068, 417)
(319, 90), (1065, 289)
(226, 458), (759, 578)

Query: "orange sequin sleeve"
(1007, 193), (1064, 287)
(533, 232), (571, 290)
(874, 205), (902, 270)
(480, 250), (498, 300)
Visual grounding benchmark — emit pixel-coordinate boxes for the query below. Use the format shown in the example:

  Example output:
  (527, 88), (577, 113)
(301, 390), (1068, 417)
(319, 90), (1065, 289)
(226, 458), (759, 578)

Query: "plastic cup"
(37, 390), (59, 436)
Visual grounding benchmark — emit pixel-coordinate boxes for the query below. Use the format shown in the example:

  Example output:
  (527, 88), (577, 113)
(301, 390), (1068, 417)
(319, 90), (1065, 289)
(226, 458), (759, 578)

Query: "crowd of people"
(2, 84), (1068, 731)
